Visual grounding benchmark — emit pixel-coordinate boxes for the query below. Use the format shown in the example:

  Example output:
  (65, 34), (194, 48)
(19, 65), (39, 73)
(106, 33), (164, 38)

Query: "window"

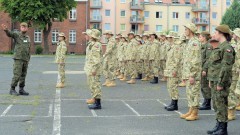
(185, 0), (190, 4)
(173, 25), (179, 32)
(201, 26), (206, 31)
(120, 24), (126, 31)
(212, 12), (217, 19)
(173, 12), (179, 19)
(105, 10), (111, 16)
(155, 0), (163, 3)
(211, 25), (216, 33)
(93, 10), (101, 20)
(106, 0), (110, 2)
(212, 0), (217, 6)
(120, 0), (126, 3)
(156, 11), (162, 18)
(52, 29), (59, 43)
(144, 11), (150, 18)
(144, 0), (150, 3)
(156, 25), (162, 32)
(69, 30), (76, 44)
(120, 10), (126, 17)
(144, 25), (149, 31)
(34, 29), (42, 43)
(93, 23), (100, 29)
(105, 23), (111, 30)
(185, 12), (190, 19)
(226, 0), (231, 6)
(69, 8), (76, 20)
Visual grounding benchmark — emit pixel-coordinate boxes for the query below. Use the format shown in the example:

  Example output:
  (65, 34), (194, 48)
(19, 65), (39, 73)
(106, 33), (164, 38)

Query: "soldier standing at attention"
(83, 29), (103, 109)
(141, 33), (151, 81)
(199, 31), (212, 110)
(1, 22), (30, 96)
(234, 28), (240, 111)
(102, 31), (117, 87)
(207, 25), (235, 135)
(180, 23), (202, 121)
(178, 35), (188, 87)
(55, 32), (67, 88)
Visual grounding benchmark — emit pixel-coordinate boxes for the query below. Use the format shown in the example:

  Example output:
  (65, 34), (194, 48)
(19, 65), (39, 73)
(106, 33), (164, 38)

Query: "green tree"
(221, 0), (240, 30)
(0, 0), (76, 53)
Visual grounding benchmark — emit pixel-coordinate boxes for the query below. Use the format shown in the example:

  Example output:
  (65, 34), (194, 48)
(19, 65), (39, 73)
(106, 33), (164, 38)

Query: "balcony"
(192, 18), (209, 25)
(130, 16), (145, 24)
(192, 5), (209, 12)
(172, 0), (180, 4)
(90, 1), (102, 9)
(130, 2), (144, 10)
(90, 16), (102, 23)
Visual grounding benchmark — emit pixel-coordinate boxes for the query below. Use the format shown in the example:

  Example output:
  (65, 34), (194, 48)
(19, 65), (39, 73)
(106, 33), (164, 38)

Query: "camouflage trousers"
(186, 80), (200, 108)
(103, 60), (116, 81)
(57, 64), (65, 83)
(201, 75), (211, 99)
(150, 60), (160, 77)
(126, 61), (137, 78)
(143, 60), (150, 76)
(11, 59), (29, 88)
(159, 60), (166, 77)
(136, 61), (143, 74)
(228, 80), (238, 109)
(119, 61), (125, 74)
(235, 75), (240, 105)
(167, 77), (179, 100)
(87, 75), (101, 99)
(210, 81), (230, 122)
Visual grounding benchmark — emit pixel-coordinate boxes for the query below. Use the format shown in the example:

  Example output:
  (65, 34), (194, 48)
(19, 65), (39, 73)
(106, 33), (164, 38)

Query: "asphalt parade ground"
(0, 55), (239, 135)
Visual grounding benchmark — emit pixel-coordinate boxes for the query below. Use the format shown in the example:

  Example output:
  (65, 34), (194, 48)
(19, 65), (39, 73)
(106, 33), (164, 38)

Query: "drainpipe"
(167, 3), (169, 31)
(208, 0), (210, 32)
(115, 0), (116, 35)
(86, 1), (88, 30)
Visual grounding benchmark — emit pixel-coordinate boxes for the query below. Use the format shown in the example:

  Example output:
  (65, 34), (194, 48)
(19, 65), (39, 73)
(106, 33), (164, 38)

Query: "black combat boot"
(9, 87), (19, 96)
(88, 99), (102, 109)
(135, 74), (142, 79)
(164, 100), (174, 109)
(212, 122), (228, 135)
(199, 98), (211, 110)
(150, 77), (158, 84)
(19, 87), (29, 96)
(166, 100), (178, 111)
(207, 120), (220, 134)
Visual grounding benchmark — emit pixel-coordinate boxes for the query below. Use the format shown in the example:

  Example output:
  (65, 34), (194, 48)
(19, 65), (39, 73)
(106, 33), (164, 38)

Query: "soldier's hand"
(217, 85), (223, 91)
(92, 72), (96, 76)
(1, 24), (7, 30)
(189, 77), (195, 85)
(202, 71), (207, 76)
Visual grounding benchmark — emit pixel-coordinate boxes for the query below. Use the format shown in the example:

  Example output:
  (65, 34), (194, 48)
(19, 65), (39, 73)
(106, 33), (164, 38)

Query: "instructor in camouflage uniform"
(2, 22), (30, 96)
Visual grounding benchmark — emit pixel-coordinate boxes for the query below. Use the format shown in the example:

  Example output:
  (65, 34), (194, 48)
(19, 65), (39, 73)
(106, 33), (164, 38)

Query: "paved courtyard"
(0, 55), (239, 135)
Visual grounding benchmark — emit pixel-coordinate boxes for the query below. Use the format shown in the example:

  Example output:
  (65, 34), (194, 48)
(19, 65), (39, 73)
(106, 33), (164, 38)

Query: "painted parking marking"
(43, 71), (85, 74)
(157, 99), (182, 115)
(1, 104), (13, 117)
(122, 100), (140, 116)
(52, 89), (61, 135)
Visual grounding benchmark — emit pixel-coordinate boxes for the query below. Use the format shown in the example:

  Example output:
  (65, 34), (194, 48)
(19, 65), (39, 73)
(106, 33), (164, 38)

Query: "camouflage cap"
(149, 32), (156, 35)
(166, 31), (175, 38)
(142, 32), (149, 37)
(82, 29), (92, 36)
(103, 31), (113, 35)
(20, 22), (28, 27)
(184, 23), (197, 33)
(91, 29), (101, 40)
(117, 33), (122, 36)
(128, 31), (135, 35)
(201, 31), (210, 36)
(215, 24), (231, 34)
(233, 28), (240, 38)
(58, 32), (66, 38)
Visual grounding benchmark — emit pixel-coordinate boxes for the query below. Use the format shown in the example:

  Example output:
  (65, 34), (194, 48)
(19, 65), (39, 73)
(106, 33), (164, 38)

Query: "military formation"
(2, 21), (240, 135)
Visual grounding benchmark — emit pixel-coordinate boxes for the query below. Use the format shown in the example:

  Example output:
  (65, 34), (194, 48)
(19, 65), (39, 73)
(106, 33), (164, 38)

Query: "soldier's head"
(58, 32), (66, 41)
(121, 36), (128, 42)
(184, 23), (197, 38)
(199, 31), (211, 43)
(142, 33), (149, 40)
(214, 24), (232, 42)
(82, 29), (92, 41)
(20, 22), (28, 33)
(115, 37), (120, 42)
(128, 31), (135, 40)
(117, 33), (122, 39)
(166, 31), (175, 43)
(232, 28), (240, 41)
(149, 32), (157, 41)
(103, 31), (113, 39)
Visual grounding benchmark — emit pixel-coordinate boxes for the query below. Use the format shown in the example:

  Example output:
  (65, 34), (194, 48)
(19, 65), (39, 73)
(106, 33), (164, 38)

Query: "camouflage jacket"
(4, 30), (31, 61)
(117, 41), (124, 61)
(231, 41), (239, 80)
(208, 41), (235, 86)
(104, 37), (117, 61)
(201, 42), (212, 72)
(84, 40), (103, 75)
(160, 40), (167, 60)
(149, 39), (160, 61)
(125, 38), (138, 61)
(55, 41), (67, 63)
(140, 40), (150, 60)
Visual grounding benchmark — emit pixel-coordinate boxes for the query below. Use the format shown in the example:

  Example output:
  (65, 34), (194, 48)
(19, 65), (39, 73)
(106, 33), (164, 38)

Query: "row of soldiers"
(101, 23), (240, 135)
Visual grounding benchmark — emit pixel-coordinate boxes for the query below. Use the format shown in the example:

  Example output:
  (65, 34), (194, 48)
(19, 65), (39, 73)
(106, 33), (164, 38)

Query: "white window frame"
(120, 0), (126, 3)
(212, 12), (217, 19)
(105, 23), (111, 31)
(120, 10), (126, 17)
(212, 0), (217, 6)
(106, 0), (110, 3)
(34, 29), (42, 43)
(173, 25), (179, 32)
(69, 8), (77, 20)
(185, 12), (190, 19)
(105, 9), (111, 17)
(156, 25), (162, 32)
(226, 0), (231, 6)
(69, 30), (76, 44)
(144, 25), (149, 31)
(52, 29), (59, 43)
(173, 12), (179, 19)
(120, 24), (126, 31)
(144, 11), (150, 18)
(156, 11), (162, 18)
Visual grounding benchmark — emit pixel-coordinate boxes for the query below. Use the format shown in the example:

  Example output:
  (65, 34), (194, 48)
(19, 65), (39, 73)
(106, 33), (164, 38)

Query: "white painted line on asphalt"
(48, 101), (53, 117)
(91, 110), (98, 117)
(156, 99), (182, 115)
(122, 100), (140, 116)
(52, 89), (61, 135)
(1, 104), (13, 117)
(61, 98), (190, 101)
(5, 115), (50, 117)
(43, 71), (85, 74)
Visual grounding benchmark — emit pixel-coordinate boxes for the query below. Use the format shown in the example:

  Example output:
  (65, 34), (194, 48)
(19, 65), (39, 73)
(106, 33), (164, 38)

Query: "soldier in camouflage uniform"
(2, 22), (30, 96)
(227, 28), (240, 121)
(55, 32), (67, 88)
(164, 31), (181, 111)
(117, 35), (126, 80)
(207, 25), (235, 135)
(136, 40), (144, 79)
(120, 36), (129, 81)
(102, 31), (117, 87)
(199, 31), (212, 110)
(235, 29), (240, 111)
(180, 23), (202, 121)
(178, 34), (188, 87)
(83, 29), (103, 109)
(141, 33), (151, 81)
(160, 33), (168, 82)
(116, 33), (123, 77)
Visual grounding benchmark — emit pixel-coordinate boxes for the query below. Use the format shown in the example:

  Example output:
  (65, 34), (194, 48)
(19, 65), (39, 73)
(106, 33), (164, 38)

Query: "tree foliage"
(221, 0), (240, 30)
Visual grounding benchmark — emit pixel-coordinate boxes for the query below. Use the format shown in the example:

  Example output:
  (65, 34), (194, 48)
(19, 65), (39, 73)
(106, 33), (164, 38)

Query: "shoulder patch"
(226, 49), (232, 53)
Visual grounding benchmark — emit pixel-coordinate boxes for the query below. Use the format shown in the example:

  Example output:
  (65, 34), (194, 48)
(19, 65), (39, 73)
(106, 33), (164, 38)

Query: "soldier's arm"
(202, 45), (209, 72)
(3, 29), (18, 39)
(217, 46), (235, 87)
(189, 43), (202, 78)
(104, 40), (115, 56)
(172, 46), (181, 73)
(91, 43), (102, 72)
(58, 42), (67, 63)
